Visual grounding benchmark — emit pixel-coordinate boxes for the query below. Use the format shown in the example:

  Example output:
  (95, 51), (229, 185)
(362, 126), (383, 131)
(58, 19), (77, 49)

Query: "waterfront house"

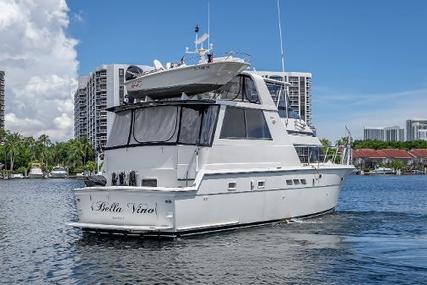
(409, 149), (427, 169)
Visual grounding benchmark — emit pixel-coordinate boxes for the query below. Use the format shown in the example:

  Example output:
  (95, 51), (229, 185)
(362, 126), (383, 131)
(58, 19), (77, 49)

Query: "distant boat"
(49, 166), (68, 178)
(372, 167), (395, 175)
(29, 163), (44, 178)
(11, 173), (24, 179)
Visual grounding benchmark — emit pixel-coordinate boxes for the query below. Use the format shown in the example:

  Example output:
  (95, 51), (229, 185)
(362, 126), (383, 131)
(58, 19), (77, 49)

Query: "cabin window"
(286, 179), (293, 185)
(242, 76), (259, 103)
(106, 104), (219, 149)
(245, 108), (271, 139)
(265, 81), (300, 119)
(216, 75), (260, 103)
(294, 145), (322, 163)
(220, 107), (246, 138)
(199, 105), (220, 145)
(220, 106), (271, 140)
(178, 107), (202, 144)
(132, 106), (179, 143)
(106, 110), (132, 148)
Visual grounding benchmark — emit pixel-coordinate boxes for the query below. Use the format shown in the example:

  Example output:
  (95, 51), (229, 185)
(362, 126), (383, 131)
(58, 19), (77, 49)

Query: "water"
(0, 176), (426, 284)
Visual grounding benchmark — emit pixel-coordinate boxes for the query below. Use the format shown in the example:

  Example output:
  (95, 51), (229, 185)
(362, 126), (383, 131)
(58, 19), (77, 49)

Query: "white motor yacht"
(29, 163), (44, 178)
(372, 167), (395, 175)
(69, 71), (354, 237)
(50, 166), (68, 178)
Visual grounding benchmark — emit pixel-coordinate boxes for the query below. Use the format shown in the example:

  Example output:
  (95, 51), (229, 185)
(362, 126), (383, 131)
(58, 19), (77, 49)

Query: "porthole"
(228, 182), (237, 191)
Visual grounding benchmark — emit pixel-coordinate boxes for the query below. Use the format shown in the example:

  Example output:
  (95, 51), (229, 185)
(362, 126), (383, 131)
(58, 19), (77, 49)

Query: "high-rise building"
(74, 76), (89, 139)
(418, 129), (427, 141)
(384, 126), (405, 142)
(256, 71), (312, 127)
(364, 127), (384, 141)
(406, 119), (427, 141)
(363, 126), (404, 141)
(0, 71), (4, 132)
(74, 64), (149, 153)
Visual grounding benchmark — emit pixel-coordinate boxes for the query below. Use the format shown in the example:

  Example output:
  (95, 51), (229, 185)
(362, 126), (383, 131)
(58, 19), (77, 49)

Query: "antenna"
(194, 24), (199, 51)
(207, 1), (210, 48)
(276, 0), (285, 73)
(276, 0), (289, 121)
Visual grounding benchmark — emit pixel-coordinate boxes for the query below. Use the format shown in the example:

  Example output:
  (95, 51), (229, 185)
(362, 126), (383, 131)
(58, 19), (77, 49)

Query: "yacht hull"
(69, 167), (352, 237)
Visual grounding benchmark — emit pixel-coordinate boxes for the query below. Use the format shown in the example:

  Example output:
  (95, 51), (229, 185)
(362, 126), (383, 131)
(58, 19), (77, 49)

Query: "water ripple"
(0, 176), (426, 284)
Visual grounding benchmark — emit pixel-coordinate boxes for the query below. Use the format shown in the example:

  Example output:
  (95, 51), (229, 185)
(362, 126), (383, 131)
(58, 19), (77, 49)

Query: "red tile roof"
(409, 149), (427, 158)
(352, 148), (412, 159)
(381, 149), (412, 159)
(353, 149), (386, 159)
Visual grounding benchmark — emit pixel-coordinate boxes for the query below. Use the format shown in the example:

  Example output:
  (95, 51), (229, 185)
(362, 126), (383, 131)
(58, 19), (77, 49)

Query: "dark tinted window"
(220, 107), (271, 140)
(245, 108), (271, 139)
(178, 107), (202, 144)
(243, 77), (259, 103)
(199, 105), (219, 145)
(216, 75), (259, 103)
(220, 107), (246, 138)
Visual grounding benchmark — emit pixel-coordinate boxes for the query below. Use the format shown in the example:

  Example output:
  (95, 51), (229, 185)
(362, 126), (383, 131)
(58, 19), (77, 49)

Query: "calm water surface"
(0, 175), (426, 284)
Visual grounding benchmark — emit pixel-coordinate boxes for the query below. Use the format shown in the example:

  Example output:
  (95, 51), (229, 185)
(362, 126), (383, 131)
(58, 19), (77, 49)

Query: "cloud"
(313, 87), (427, 142)
(0, 0), (78, 141)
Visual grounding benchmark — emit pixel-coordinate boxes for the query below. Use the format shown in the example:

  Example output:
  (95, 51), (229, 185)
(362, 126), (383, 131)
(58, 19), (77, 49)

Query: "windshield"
(106, 104), (219, 149)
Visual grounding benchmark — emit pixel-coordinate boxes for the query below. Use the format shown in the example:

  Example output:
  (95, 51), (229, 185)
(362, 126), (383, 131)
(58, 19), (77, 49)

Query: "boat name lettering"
(127, 203), (156, 214)
(91, 201), (123, 213)
(193, 65), (209, 70)
(90, 201), (156, 215)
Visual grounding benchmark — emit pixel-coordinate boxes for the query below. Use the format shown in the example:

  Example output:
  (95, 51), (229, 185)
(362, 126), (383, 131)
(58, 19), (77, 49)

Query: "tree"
(84, 161), (97, 174)
(390, 159), (404, 171)
(4, 132), (21, 171)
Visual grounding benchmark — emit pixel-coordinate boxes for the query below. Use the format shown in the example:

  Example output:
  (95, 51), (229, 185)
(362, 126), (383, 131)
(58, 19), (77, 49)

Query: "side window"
(199, 105), (219, 145)
(220, 107), (246, 138)
(106, 110), (132, 148)
(178, 107), (202, 145)
(243, 77), (259, 103)
(216, 76), (259, 103)
(245, 108), (271, 139)
(220, 107), (271, 140)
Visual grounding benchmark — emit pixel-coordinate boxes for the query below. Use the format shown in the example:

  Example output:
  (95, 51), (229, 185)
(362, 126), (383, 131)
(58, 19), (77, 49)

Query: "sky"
(1, 0), (427, 141)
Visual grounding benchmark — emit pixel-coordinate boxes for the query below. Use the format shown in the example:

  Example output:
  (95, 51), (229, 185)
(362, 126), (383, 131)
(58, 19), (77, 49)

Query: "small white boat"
(29, 163), (44, 178)
(125, 27), (249, 99)
(372, 167), (395, 175)
(11, 173), (24, 179)
(50, 166), (68, 178)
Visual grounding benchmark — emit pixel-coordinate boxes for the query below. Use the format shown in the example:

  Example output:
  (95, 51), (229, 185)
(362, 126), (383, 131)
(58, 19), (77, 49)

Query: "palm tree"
(5, 132), (22, 171)
(36, 134), (51, 166)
